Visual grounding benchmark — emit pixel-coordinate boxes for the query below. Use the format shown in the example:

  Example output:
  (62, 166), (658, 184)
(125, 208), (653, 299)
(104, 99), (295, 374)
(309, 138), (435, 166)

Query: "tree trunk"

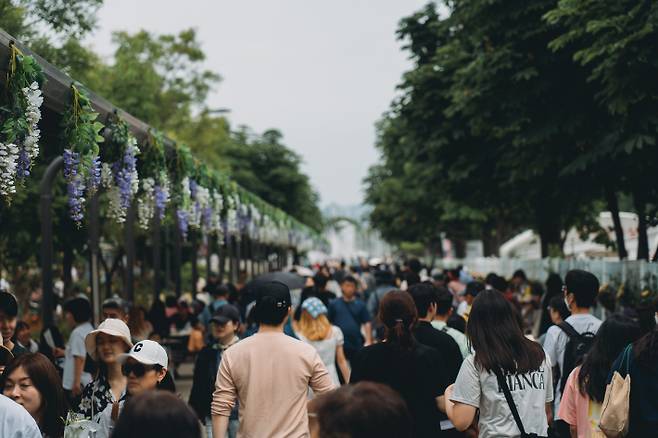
(537, 221), (563, 258)
(604, 183), (627, 259)
(634, 192), (649, 260)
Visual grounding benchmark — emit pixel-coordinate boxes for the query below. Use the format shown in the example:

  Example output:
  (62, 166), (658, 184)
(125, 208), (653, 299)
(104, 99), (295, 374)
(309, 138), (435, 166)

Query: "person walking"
(294, 297), (351, 385)
(558, 315), (640, 437)
(62, 297), (94, 405)
(0, 291), (27, 357)
(328, 276), (372, 362)
(445, 289), (554, 438)
(0, 393), (42, 438)
(432, 287), (470, 359)
(351, 291), (449, 438)
(607, 318), (658, 435)
(189, 304), (242, 438)
(77, 319), (133, 422)
(111, 391), (201, 438)
(309, 381), (413, 438)
(211, 281), (335, 438)
(2, 352), (68, 437)
(544, 270), (602, 433)
(95, 339), (174, 438)
(409, 283), (463, 380)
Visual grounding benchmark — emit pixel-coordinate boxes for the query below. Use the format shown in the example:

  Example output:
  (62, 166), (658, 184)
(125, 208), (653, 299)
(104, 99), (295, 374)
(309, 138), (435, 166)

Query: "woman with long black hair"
(608, 315), (658, 435)
(446, 289), (554, 438)
(351, 291), (449, 438)
(558, 314), (640, 437)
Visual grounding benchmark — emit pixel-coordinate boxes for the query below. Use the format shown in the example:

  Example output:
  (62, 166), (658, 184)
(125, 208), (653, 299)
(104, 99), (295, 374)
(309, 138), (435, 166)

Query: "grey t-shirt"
(451, 354), (553, 438)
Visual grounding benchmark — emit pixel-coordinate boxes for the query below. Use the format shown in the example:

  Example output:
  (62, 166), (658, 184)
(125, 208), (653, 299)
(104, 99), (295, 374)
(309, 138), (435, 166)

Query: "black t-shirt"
(351, 340), (449, 438)
(413, 321), (463, 382)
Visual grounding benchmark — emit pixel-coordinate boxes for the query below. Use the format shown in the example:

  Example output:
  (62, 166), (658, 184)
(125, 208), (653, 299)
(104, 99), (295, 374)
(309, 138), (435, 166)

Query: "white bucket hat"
(85, 318), (133, 360)
(119, 340), (168, 368)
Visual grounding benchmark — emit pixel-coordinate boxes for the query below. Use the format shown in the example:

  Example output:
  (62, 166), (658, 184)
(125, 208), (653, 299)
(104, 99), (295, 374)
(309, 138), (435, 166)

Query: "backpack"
(558, 321), (596, 394)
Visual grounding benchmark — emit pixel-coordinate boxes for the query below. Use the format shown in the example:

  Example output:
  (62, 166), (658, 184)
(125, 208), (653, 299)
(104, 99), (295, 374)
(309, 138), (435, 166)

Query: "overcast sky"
(88, 0), (430, 207)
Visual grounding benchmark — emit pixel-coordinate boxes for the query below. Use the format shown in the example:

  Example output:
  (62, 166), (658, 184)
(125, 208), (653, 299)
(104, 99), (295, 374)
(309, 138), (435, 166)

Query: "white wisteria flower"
(0, 142), (19, 196)
(137, 177), (156, 230)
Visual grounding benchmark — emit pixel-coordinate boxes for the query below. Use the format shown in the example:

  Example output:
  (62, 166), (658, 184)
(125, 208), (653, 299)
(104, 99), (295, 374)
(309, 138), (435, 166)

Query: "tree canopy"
(365, 0), (658, 259)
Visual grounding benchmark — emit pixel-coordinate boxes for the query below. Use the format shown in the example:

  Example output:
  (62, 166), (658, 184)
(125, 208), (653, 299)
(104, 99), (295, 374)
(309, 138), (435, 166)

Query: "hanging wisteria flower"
(137, 177), (155, 229)
(177, 208), (189, 240)
(100, 163), (113, 188)
(63, 149), (85, 223)
(15, 82), (43, 179)
(154, 171), (170, 220)
(86, 155), (102, 196)
(188, 179), (201, 229)
(0, 143), (19, 197)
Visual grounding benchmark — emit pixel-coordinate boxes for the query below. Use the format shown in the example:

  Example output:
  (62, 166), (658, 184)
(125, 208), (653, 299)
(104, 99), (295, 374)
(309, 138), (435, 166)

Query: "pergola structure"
(0, 29), (324, 325)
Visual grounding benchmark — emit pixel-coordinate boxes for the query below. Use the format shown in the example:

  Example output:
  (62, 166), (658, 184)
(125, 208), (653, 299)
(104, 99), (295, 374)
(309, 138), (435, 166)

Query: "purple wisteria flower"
(87, 155), (101, 195)
(113, 145), (137, 210)
(16, 149), (30, 179)
(177, 209), (189, 240)
(63, 149), (86, 223)
(154, 185), (167, 220)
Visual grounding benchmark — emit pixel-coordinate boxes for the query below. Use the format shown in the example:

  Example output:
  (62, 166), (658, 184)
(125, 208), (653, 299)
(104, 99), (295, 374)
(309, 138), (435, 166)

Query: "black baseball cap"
(211, 304), (241, 325)
(256, 281), (291, 310)
(0, 291), (18, 317)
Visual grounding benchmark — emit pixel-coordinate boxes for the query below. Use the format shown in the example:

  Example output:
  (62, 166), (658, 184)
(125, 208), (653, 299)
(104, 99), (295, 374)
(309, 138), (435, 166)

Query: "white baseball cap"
(118, 339), (168, 368)
(85, 318), (133, 360)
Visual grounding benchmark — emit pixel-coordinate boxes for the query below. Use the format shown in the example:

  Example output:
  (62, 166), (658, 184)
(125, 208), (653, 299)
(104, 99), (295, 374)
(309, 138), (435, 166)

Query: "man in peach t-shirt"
(212, 281), (335, 438)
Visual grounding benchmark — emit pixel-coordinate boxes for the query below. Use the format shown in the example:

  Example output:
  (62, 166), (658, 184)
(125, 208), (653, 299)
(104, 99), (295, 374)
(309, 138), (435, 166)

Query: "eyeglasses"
(121, 362), (159, 378)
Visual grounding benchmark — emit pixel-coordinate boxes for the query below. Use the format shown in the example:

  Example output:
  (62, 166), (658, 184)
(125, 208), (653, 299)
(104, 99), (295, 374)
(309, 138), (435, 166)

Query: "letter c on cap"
(134, 342), (143, 352)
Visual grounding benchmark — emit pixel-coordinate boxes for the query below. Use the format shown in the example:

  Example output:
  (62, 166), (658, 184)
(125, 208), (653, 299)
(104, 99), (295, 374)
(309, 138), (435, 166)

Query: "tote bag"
(599, 345), (632, 438)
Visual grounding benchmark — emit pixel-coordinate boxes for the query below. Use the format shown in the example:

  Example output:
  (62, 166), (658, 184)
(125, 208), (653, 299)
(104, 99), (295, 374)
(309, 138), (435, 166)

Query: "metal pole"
(191, 231), (198, 294)
(164, 224), (171, 290)
(228, 236), (235, 284)
(124, 202), (135, 302)
(152, 214), (161, 301)
(235, 235), (242, 283)
(39, 156), (63, 328)
(174, 218), (182, 297)
(89, 194), (101, 325)
(205, 235), (212, 281)
(218, 238), (225, 283)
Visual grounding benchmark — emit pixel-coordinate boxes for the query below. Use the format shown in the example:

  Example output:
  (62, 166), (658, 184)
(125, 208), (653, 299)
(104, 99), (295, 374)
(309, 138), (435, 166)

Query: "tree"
(545, 0), (658, 259)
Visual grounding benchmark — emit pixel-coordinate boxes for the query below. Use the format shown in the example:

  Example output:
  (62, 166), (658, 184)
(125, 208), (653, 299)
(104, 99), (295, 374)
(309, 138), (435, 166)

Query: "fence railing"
(435, 258), (658, 302)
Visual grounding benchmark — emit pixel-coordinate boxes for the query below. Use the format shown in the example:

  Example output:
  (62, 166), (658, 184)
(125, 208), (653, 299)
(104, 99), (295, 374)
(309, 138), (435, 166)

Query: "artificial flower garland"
(0, 44), (44, 200)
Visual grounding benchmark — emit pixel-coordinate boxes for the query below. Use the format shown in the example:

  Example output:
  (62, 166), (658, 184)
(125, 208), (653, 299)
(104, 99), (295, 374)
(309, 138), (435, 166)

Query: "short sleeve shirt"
(558, 366), (602, 438)
(327, 298), (370, 351)
(63, 322), (94, 390)
(543, 314), (602, 415)
(351, 342), (447, 438)
(0, 395), (42, 438)
(451, 354), (554, 438)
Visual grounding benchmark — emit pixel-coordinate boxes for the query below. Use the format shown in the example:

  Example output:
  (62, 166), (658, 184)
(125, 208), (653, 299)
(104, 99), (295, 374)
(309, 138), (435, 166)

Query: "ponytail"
(378, 292), (417, 352)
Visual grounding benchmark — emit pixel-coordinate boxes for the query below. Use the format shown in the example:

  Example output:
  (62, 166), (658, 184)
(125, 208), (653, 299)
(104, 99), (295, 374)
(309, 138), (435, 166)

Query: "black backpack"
(558, 321), (596, 393)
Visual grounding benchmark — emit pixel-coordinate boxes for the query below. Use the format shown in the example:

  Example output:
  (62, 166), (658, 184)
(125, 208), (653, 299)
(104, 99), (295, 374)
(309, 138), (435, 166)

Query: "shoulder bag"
(599, 344), (632, 438)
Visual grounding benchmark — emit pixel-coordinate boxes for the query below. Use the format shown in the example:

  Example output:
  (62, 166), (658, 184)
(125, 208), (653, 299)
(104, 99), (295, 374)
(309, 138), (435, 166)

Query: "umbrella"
(247, 272), (307, 292)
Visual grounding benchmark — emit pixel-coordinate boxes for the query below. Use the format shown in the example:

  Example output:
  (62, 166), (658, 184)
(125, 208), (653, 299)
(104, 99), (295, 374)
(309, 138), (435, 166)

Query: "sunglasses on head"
(121, 362), (160, 377)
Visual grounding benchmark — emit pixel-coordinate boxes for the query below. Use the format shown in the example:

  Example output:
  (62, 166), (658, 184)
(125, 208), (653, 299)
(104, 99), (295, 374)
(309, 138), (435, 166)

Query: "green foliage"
(61, 84), (104, 171)
(365, 0), (652, 257)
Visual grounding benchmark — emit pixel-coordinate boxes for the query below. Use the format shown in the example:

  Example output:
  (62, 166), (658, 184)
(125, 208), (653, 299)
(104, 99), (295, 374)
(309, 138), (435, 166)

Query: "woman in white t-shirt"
(293, 297), (350, 385)
(445, 289), (554, 438)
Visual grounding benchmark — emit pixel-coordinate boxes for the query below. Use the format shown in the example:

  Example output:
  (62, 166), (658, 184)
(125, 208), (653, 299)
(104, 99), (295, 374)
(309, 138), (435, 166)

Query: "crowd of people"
(0, 259), (657, 438)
